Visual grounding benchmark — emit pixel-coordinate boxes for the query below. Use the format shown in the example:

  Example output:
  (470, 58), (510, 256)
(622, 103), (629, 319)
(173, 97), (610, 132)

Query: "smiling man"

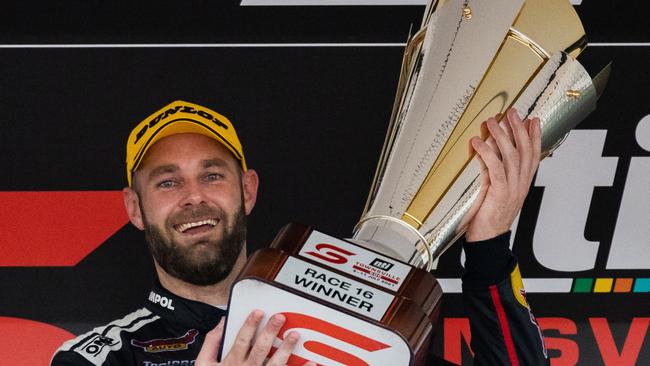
(51, 100), (548, 366)
(128, 133), (253, 294)
(50, 101), (312, 366)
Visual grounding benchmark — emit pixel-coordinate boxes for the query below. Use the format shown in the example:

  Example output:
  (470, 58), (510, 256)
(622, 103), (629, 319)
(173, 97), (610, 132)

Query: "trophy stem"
(353, 215), (434, 271)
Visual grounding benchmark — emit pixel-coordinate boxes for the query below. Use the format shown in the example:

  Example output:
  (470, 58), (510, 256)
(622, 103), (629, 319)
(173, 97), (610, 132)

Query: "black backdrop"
(1, 1), (649, 365)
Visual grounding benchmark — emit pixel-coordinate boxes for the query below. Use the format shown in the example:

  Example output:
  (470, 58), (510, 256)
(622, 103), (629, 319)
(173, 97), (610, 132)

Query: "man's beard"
(142, 202), (247, 286)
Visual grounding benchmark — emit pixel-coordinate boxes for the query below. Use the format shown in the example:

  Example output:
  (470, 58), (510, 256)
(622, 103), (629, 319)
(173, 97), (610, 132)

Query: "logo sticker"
(305, 243), (355, 264)
(269, 312), (391, 365)
(370, 258), (394, 271)
(81, 335), (119, 357)
(224, 279), (412, 365)
(148, 291), (176, 310)
(131, 329), (199, 353)
(299, 230), (411, 291)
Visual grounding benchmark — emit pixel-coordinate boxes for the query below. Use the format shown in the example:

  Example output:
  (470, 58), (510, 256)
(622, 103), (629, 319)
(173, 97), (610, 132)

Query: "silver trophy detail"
(352, 0), (610, 270)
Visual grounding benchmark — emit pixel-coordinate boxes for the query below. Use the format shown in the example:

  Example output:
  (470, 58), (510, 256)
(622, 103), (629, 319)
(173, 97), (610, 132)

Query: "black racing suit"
(51, 232), (548, 366)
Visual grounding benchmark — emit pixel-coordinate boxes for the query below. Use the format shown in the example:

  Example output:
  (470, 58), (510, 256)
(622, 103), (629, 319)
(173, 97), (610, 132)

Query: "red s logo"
(306, 243), (355, 264)
(270, 312), (390, 366)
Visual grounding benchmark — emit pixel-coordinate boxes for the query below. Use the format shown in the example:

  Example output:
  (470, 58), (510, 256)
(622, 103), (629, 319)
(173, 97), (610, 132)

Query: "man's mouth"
(174, 219), (219, 234)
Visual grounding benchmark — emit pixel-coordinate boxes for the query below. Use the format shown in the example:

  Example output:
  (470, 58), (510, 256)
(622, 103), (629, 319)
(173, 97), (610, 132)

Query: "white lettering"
(143, 361), (195, 366)
(148, 292), (175, 310)
(533, 130), (618, 271)
(607, 115), (650, 269)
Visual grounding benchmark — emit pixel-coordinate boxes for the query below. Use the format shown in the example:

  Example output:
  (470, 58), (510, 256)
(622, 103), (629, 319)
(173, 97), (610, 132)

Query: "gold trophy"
(222, 0), (609, 364)
(353, 0), (610, 270)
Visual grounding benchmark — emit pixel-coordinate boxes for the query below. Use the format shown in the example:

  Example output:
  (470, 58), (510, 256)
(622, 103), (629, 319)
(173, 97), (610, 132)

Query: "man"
(52, 100), (548, 365)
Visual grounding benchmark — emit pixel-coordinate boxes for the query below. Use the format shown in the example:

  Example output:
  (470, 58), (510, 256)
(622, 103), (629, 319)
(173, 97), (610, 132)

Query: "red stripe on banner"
(380, 275), (399, 284)
(0, 317), (75, 365)
(0, 191), (129, 267)
(352, 265), (370, 274)
(489, 285), (520, 366)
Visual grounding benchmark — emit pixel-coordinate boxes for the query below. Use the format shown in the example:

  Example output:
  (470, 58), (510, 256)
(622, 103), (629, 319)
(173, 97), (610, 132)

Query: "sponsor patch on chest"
(131, 329), (199, 353)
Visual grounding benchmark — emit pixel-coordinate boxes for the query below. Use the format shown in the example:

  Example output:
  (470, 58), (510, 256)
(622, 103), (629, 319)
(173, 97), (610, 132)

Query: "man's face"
(125, 133), (257, 286)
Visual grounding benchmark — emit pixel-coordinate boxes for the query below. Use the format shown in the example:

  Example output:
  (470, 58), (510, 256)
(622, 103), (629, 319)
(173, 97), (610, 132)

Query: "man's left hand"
(464, 108), (542, 242)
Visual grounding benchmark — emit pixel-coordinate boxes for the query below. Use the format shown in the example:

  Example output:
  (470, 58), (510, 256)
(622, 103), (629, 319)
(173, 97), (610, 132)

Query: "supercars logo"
(305, 243), (355, 265)
(269, 312), (391, 366)
(131, 329), (199, 353)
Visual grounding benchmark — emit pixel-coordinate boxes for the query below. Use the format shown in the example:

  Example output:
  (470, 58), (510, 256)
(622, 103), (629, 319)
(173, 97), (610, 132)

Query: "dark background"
(0, 1), (648, 365)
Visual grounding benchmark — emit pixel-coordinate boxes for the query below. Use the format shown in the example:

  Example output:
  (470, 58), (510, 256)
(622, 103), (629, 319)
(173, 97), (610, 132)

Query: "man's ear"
(123, 187), (145, 230)
(241, 169), (259, 216)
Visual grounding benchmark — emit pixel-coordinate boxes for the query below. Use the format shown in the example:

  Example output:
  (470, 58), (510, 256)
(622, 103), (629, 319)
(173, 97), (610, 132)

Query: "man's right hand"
(195, 310), (316, 366)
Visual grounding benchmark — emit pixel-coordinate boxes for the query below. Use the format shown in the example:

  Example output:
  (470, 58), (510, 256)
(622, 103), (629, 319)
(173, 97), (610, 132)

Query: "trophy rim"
(354, 214), (434, 271)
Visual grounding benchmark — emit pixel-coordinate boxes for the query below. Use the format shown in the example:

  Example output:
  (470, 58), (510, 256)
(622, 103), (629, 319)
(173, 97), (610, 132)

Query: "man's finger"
(531, 118), (542, 162)
(229, 309), (265, 361)
(499, 112), (515, 143)
(510, 115), (533, 181)
(195, 318), (225, 365)
(486, 116), (518, 185)
(266, 331), (300, 366)
(472, 137), (507, 190)
(480, 119), (502, 160)
(247, 313), (287, 365)
(530, 117), (542, 176)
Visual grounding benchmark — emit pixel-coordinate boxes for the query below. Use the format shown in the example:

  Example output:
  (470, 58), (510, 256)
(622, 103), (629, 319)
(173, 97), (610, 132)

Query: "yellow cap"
(125, 100), (247, 187)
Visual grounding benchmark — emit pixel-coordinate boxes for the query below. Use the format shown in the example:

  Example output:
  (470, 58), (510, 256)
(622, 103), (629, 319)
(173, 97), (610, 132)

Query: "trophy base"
(271, 223), (442, 318)
(221, 223), (442, 366)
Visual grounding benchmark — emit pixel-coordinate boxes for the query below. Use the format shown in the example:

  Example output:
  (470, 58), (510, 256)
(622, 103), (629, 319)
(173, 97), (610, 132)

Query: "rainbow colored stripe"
(572, 278), (650, 293)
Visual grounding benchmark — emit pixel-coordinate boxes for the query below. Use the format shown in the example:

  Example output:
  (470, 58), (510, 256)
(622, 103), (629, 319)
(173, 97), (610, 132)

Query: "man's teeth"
(176, 219), (218, 233)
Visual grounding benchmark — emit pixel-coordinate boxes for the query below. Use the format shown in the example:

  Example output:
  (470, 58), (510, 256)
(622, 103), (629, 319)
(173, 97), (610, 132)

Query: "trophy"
(221, 0), (609, 364)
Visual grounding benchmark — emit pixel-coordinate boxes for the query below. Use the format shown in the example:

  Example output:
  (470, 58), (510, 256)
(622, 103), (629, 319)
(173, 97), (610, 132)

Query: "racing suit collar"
(145, 279), (227, 331)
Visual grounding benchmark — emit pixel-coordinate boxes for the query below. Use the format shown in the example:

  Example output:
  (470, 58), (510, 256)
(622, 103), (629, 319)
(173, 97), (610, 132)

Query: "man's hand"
(196, 310), (316, 366)
(464, 108), (542, 242)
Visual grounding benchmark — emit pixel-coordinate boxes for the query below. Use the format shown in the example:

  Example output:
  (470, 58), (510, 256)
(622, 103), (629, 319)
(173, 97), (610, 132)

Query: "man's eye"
(157, 180), (176, 188)
(205, 173), (224, 182)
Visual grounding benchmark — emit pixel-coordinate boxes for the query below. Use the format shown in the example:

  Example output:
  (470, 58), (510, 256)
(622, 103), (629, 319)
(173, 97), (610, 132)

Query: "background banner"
(0, 1), (648, 364)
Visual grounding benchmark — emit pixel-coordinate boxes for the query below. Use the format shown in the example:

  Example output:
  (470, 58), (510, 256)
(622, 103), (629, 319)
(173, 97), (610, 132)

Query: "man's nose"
(179, 180), (208, 206)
